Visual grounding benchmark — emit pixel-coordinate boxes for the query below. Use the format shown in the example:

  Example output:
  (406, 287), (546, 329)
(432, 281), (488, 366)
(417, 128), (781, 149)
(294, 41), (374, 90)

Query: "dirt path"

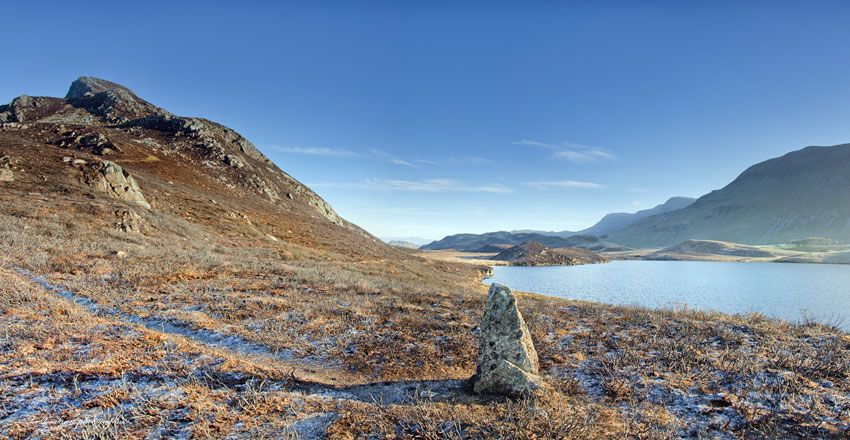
(5, 266), (475, 408)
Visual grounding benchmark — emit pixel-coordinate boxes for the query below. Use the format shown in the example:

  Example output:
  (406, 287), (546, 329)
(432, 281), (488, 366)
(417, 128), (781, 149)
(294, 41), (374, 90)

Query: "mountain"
(512, 197), (696, 237)
(0, 77), (397, 260)
(474, 244), (514, 253)
(381, 236), (433, 246)
(387, 240), (420, 249)
(420, 231), (628, 252)
(607, 144), (850, 248)
(556, 235), (631, 252)
(576, 197), (695, 237)
(489, 241), (608, 266)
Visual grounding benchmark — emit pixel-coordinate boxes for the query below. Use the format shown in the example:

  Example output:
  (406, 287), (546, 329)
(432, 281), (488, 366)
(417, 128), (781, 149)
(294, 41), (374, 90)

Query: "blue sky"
(4, 1), (850, 241)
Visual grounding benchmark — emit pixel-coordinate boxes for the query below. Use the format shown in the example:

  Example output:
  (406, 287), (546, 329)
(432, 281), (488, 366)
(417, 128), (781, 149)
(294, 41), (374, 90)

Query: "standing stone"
(473, 283), (545, 397)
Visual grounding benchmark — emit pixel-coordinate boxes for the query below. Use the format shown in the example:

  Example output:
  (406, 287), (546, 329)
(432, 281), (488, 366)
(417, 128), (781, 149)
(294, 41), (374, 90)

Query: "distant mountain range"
(420, 232), (630, 252)
(421, 197), (693, 251)
(607, 144), (850, 248)
(424, 143), (850, 251)
(574, 197), (696, 237)
(381, 236), (433, 246)
(512, 197), (695, 238)
(386, 240), (421, 249)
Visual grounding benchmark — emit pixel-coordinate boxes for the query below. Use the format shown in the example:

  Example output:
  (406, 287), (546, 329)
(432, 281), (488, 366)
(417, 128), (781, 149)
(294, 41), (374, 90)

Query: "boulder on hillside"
(0, 155), (13, 182)
(82, 161), (151, 209)
(114, 208), (143, 233)
(473, 283), (545, 397)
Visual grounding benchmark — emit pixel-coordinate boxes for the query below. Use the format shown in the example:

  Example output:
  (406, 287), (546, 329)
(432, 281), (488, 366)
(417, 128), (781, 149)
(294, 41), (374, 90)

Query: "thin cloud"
(628, 186), (651, 193)
(521, 180), (605, 190)
(552, 149), (615, 162)
(370, 148), (420, 167)
(449, 156), (496, 166)
(514, 139), (560, 150)
(310, 178), (514, 194)
(390, 158), (418, 167)
(369, 148), (394, 158)
(515, 139), (616, 163)
(270, 145), (360, 157)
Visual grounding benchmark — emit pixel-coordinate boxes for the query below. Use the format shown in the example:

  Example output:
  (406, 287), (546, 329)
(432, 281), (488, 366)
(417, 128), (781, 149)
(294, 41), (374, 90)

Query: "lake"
(487, 260), (850, 331)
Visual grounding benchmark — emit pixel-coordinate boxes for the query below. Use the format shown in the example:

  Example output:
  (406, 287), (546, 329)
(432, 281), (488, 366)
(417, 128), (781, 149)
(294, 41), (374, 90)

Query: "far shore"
(418, 245), (850, 266)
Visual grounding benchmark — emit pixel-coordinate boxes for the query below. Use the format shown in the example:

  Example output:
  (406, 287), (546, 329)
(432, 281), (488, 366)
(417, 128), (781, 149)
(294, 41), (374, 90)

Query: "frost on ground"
(2, 261), (849, 439)
(0, 267), (483, 439)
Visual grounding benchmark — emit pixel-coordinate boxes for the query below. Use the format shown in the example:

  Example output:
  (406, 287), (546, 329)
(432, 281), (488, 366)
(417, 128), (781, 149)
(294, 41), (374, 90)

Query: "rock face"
(83, 161), (151, 209)
(474, 283), (545, 397)
(65, 77), (165, 123)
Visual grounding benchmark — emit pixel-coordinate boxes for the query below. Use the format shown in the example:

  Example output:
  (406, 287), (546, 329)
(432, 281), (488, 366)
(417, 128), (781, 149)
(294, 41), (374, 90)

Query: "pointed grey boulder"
(81, 161), (151, 209)
(473, 283), (545, 397)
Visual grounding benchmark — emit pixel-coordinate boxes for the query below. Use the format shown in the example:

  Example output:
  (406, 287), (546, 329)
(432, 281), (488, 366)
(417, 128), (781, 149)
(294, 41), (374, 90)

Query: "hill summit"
(0, 76), (393, 258)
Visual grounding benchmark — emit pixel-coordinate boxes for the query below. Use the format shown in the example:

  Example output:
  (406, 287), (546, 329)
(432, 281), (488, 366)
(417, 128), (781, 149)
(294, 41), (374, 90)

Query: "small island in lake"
(489, 241), (609, 266)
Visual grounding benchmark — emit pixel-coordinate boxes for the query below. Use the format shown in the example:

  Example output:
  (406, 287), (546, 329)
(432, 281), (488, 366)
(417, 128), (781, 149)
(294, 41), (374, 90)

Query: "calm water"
(488, 261), (850, 331)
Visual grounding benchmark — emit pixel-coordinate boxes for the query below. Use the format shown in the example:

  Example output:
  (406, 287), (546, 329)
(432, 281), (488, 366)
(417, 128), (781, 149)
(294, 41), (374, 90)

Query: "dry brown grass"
(1, 167), (848, 438)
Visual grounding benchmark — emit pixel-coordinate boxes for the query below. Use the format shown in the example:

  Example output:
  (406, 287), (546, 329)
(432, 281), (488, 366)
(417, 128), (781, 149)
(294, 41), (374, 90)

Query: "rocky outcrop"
(0, 95), (57, 123)
(65, 77), (166, 123)
(82, 161), (151, 209)
(474, 283), (545, 397)
(56, 131), (119, 156)
(66, 77), (135, 100)
(491, 241), (609, 266)
(0, 154), (13, 182)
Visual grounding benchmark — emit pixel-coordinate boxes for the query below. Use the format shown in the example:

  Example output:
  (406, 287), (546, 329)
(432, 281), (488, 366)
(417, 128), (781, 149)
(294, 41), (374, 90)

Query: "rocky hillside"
(0, 77), (396, 259)
(490, 241), (608, 266)
(607, 144), (850, 248)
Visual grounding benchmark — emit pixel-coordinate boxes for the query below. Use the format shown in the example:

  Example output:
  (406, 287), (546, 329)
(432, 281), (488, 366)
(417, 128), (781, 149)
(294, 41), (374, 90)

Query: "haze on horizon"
(3, 1), (850, 241)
